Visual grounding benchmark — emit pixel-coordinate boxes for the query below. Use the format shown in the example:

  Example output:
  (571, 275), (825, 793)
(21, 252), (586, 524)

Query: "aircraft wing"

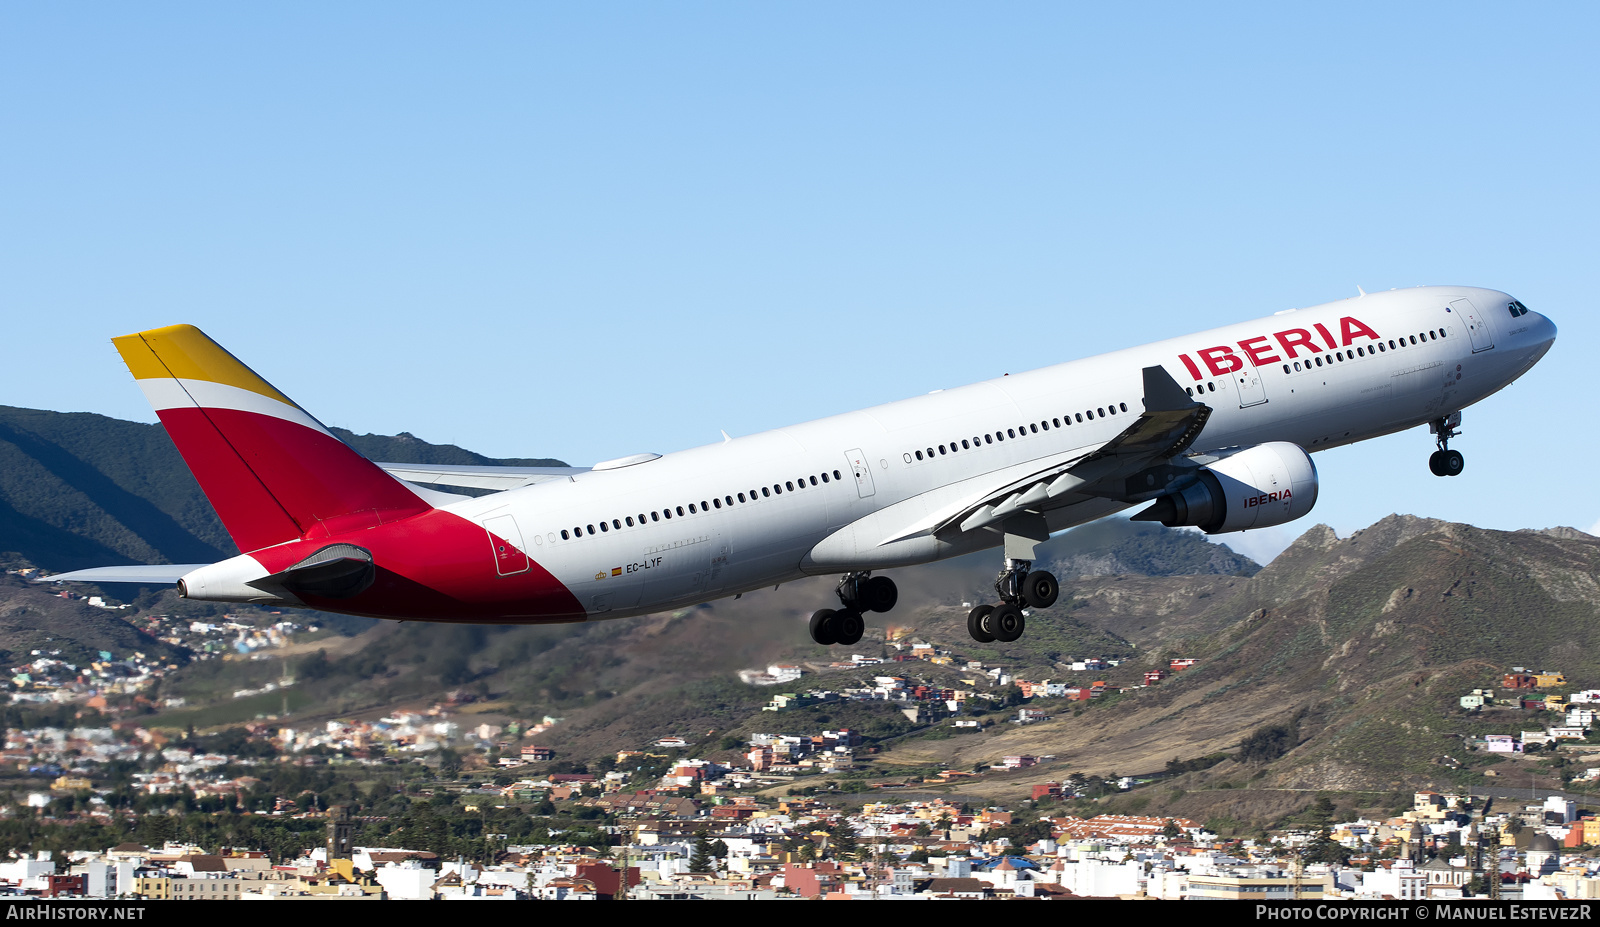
(376, 463), (589, 491)
(33, 565), (209, 585)
(877, 367), (1210, 545)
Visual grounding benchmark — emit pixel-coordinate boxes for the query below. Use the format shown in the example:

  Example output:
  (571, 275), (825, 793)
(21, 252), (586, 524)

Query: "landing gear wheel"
(1429, 449), (1464, 477)
(967, 605), (996, 643)
(986, 603), (1026, 643)
(834, 609), (865, 646)
(1429, 413), (1464, 477)
(860, 576), (898, 613)
(1442, 449), (1464, 476)
(809, 608), (839, 645)
(1022, 571), (1059, 609)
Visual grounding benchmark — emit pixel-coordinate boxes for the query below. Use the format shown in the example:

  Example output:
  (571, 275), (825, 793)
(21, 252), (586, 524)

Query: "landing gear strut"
(1429, 412), (1464, 477)
(808, 572), (897, 646)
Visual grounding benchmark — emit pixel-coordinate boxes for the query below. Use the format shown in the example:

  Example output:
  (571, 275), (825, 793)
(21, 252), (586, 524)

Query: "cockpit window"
(1508, 300), (1529, 318)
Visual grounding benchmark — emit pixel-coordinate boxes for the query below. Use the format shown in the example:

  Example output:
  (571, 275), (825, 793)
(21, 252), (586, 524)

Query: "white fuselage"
(447, 286), (1555, 620)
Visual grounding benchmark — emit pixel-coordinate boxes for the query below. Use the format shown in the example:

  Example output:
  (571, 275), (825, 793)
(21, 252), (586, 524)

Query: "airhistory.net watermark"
(3, 907), (146, 920)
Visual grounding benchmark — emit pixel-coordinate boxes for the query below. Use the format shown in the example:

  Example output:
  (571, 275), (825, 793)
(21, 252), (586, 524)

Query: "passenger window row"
(558, 469), (846, 540)
(901, 403), (1132, 465)
(1280, 328), (1446, 375)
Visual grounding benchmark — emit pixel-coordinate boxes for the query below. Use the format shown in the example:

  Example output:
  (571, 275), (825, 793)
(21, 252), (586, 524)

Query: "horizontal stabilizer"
(35, 565), (210, 585)
(377, 462), (589, 491)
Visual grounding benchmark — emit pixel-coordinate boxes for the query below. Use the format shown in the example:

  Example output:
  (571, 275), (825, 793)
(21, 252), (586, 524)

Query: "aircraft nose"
(1526, 310), (1557, 362)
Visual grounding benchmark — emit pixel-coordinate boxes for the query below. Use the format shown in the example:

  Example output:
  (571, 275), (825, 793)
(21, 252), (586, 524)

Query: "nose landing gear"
(1429, 413), (1465, 477)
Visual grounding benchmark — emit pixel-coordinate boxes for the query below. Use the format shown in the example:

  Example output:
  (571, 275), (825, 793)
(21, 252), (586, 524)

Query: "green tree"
(437, 748), (463, 779)
(690, 830), (715, 872)
(296, 649), (331, 681)
(828, 822), (859, 861)
(1239, 721), (1298, 764)
(1302, 829), (1348, 865)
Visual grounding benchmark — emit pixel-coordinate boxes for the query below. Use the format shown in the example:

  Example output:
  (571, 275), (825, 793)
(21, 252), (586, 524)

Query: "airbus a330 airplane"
(44, 286), (1554, 646)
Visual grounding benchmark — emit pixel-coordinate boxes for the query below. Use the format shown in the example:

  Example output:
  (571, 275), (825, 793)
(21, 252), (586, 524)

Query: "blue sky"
(2, 4), (1594, 563)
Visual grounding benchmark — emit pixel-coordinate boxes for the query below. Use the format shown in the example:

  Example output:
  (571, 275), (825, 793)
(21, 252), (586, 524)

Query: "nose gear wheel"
(1428, 413), (1465, 477)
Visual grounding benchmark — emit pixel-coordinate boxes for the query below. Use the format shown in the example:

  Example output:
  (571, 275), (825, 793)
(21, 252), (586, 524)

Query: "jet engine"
(1133, 441), (1318, 534)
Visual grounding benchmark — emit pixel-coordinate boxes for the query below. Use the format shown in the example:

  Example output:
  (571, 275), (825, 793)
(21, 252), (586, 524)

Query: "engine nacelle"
(1134, 442), (1318, 534)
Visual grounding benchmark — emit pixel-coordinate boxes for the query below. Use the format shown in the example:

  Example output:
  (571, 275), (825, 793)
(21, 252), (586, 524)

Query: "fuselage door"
(845, 448), (876, 498)
(699, 529), (730, 596)
(1235, 356), (1268, 408)
(1450, 299), (1496, 353)
(484, 514), (530, 576)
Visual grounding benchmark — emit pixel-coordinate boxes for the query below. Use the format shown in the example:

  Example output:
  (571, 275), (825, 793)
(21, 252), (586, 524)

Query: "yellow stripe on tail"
(112, 324), (300, 408)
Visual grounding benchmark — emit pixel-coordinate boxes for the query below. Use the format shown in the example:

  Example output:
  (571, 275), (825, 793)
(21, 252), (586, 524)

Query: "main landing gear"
(809, 572), (898, 646)
(967, 559), (1059, 644)
(1429, 412), (1465, 477)
(965, 512), (1059, 644)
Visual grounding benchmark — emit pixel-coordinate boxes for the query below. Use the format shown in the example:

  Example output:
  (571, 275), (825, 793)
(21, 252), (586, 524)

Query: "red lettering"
(1197, 346), (1243, 377)
(1274, 328), (1322, 359)
(1313, 322), (1337, 350)
(1339, 316), (1380, 346)
(1177, 354), (1203, 381)
(1237, 336), (1281, 367)
(1245, 490), (1290, 508)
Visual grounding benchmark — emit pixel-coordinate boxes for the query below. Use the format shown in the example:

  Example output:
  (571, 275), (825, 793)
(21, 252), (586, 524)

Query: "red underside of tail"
(251, 508), (586, 623)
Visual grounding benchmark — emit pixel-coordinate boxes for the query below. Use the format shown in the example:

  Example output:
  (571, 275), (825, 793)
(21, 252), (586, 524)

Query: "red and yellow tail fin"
(113, 325), (430, 553)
